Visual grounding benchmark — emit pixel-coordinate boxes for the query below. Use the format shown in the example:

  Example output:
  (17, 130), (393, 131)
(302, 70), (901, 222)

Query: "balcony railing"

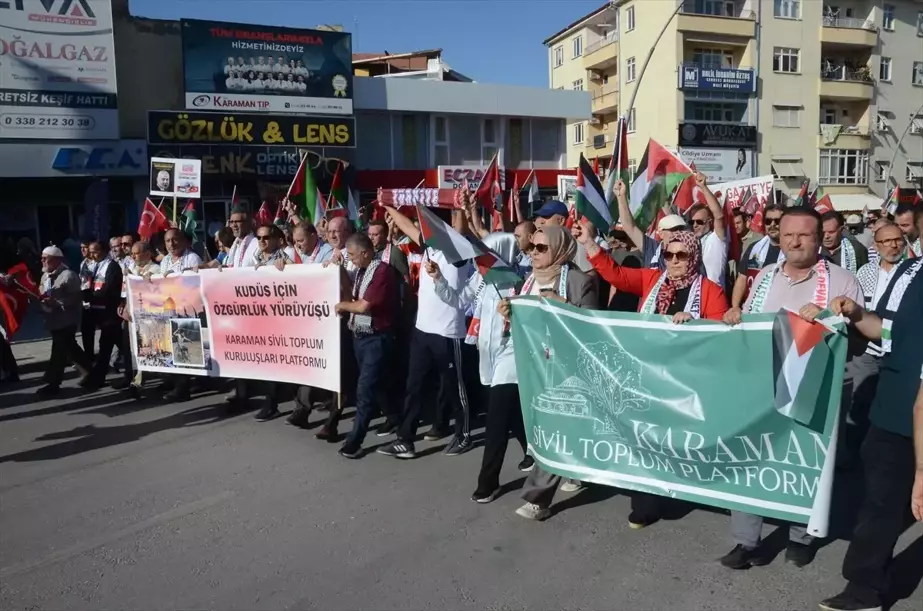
(585, 31), (618, 56)
(822, 16), (878, 31)
(680, 2), (755, 20)
(818, 123), (871, 136)
(591, 84), (619, 100)
(820, 65), (874, 82)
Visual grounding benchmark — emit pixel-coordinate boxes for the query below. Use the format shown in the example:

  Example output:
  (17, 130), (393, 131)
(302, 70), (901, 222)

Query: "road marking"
(0, 490), (235, 579)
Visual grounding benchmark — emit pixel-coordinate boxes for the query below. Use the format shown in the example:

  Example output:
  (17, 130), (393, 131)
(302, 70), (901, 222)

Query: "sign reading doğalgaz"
(147, 110), (355, 147)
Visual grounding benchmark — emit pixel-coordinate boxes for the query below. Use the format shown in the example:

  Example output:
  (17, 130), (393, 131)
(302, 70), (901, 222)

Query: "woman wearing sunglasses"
(497, 225), (598, 521)
(573, 216), (728, 528)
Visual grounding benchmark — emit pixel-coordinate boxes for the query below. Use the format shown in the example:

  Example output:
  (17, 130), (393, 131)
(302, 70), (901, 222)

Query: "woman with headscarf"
(426, 232), (532, 503)
(573, 217), (728, 528)
(496, 225), (599, 520)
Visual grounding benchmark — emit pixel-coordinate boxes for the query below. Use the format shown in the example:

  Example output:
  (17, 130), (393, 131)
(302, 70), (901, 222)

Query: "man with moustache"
(893, 203), (921, 258)
(285, 223), (332, 264)
(209, 206), (259, 270)
(821, 211), (869, 275)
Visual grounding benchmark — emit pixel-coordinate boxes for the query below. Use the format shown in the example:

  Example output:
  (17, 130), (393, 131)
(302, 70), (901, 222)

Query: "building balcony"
(820, 17), (879, 47)
(585, 123), (616, 155)
(583, 32), (618, 71)
(819, 67), (875, 100)
(676, 4), (756, 39)
(817, 124), (872, 149)
(590, 85), (618, 116)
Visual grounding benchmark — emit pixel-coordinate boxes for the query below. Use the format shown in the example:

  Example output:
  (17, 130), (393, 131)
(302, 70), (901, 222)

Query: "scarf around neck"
(531, 226), (576, 286)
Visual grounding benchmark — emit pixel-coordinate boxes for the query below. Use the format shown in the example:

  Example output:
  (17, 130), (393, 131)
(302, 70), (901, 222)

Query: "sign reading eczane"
(181, 19), (353, 115)
(147, 110), (355, 148)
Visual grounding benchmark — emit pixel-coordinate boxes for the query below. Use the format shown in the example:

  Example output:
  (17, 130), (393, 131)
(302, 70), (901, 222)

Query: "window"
(821, 106), (839, 125)
(628, 158), (638, 181)
(572, 36), (583, 58)
(433, 115), (449, 166)
(573, 122), (585, 144)
(911, 115), (923, 134)
(481, 118), (498, 162)
(774, 0), (801, 19)
(880, 57), (892, 82)
(686, 102), (743, 122)
(818, 149), (869, 185)
(554, 46), (564, 68)
(692, 0), (732, 16)
(876, 112), (890, 132)
(882, 4), (895, 31)
(914, 62), (923, 86)
(627, 108), (637, 133)
(692, 48), (735, 69)
(905, 164), (921, 183)
(626, 6), (636, 31)
(626, 56), (637, 82)
(572, 78), (584, 91)
(772, 105), (801, 127)
(875, 161), (889, 181)
(773, 47), (800, 73)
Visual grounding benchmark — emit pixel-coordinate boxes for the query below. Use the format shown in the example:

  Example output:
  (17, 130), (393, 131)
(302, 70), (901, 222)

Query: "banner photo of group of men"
(125, 265), (341, 392)
(181, 18), (354, 115)
(511, 299), (847, 534)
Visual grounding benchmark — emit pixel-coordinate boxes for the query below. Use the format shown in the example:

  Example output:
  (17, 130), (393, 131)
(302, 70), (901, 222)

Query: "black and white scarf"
(348, 259), (382, 335)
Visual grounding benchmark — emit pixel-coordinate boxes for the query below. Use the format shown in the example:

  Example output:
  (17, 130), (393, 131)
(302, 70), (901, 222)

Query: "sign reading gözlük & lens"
(679, 63), (755, 93)
(0, 0), (119, 139)
(147, 111), (356, 147)
(181, 19), (353, 115)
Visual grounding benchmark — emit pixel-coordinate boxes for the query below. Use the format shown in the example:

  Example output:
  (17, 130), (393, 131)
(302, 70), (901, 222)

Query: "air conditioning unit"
(589, 72), (602, 82)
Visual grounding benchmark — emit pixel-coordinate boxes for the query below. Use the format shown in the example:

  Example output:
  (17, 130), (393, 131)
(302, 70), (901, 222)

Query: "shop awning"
(827, 193), (881, 213)
(771, 159), (804, 178)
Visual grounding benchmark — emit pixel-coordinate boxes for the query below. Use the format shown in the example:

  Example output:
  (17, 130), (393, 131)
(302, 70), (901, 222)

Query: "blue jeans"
(345, 332), (393, 449)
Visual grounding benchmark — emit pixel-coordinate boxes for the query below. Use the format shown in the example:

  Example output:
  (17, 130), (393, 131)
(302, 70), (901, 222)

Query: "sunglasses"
(528, 243), (549, 254)
(120, 242), (133, 247)
(664, 251), (691, 262)
(764, 218), (782, 226)
(256, 235), (272, 241)
(691, 219), (709, 226)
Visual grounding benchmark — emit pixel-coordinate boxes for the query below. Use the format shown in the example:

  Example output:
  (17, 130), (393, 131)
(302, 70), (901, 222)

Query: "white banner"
(679, 147), (754, 184)
(185, 91), (352, 115)
(709, 175), (775, 208)
(0, 0), (119, 139)
(150, 157), (202, 198)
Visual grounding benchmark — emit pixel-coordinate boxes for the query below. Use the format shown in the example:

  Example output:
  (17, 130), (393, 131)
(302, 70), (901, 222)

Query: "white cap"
(41, 246), (64, 258)
(658, 214), (688, 231)
(845, 214), (863, 225)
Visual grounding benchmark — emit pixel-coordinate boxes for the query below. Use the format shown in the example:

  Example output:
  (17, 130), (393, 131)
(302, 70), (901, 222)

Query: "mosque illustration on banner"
(132, 284), (210, 369)
(531, 326), (650, 439)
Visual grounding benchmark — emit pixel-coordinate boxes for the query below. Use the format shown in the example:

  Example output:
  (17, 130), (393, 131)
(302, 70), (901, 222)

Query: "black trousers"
(0, 334), (18, 379)
(397, 328), (470, 443)
(841, 426), (915, 606)
(88, 317), (120, 384)
(236, 378), (277, 406)
(475, 383), (526, 494)
(46, 325), (90, 388)
(80, 307), (96, 360)
(345, 332), (393, 449)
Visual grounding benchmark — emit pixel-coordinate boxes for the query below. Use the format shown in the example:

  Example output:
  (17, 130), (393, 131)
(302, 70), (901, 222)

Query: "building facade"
(545, 0), (923, 210)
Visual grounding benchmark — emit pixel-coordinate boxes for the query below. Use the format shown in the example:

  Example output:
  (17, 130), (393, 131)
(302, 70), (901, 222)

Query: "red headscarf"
(654, 230), (702, 315)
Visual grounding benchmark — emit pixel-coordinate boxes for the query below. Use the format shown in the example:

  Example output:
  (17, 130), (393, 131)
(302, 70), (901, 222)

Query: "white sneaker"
(515, 502), (551, 521)
(560, 480), (583, 493)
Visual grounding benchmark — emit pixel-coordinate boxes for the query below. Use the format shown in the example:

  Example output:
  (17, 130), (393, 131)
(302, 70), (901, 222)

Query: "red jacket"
(589, 250), (729, 321)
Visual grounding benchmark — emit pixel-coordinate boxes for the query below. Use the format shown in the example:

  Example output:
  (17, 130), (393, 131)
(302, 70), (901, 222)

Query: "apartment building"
(545, 0), (923, 209)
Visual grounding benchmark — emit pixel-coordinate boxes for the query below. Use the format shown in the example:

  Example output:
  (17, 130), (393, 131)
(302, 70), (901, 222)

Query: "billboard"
(181, 19), (353, 115)
(679, 147), (754, 183)
(0, 0), (119, 139)
(678, 64), (756, 93)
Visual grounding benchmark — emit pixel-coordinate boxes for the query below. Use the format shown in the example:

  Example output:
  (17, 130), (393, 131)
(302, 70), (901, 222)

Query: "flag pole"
(286, 151), (307, 199)
(172, 195), (177, 225)
(414, 178), (425, 189)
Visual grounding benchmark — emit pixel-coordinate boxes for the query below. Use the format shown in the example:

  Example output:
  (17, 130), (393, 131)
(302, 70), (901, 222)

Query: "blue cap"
(535, 200), (568, 219)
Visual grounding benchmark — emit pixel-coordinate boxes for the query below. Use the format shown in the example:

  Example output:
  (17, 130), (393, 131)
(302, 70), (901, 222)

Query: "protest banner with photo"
(149, 157), (202, 198)
(510, 299), (846, 537)
(126, 266), (341, 391)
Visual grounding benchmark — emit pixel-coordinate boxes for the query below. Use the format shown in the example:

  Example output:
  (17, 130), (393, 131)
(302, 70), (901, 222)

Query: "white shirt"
(160, 251), (202, 275)
(416, 249), (472, 339)
(224, 64), (235, 75)
(225, 235), (260, 269)
(225, 78), (240, 90)
(262, 79), (274, 88)
(280, 80), (293, 90)
(272, 63), (284, 74)
(701, 231), (728, 288)
(870, 264), (899, 310)
(296, 82), (307, 92)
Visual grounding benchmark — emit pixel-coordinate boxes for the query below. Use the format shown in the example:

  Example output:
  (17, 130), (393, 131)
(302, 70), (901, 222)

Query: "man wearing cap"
(533, 200), (568, 228)
(37, 246), (91, 396)
(847, 213), (872, 249)
(612, 179), (687, 270)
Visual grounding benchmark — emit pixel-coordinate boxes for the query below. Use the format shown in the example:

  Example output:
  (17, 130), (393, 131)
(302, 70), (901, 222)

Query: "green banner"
(510, 298), (847, 537)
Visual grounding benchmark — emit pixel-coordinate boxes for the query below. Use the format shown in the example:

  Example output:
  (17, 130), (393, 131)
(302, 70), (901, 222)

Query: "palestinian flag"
(792, 179), (811, 207)
(288, 154), (326, 225)
(473, 249), (521, 285)
(575, 153), (611, 230)
(629, 140), (693, 232)
(416, 204), (484, 264)
(180, 200), (200, 242)
(328, 162), (347, 210)
(772, 309), (841, 431)
(604, 116), (630, 215)
(883, 185), (899, 215)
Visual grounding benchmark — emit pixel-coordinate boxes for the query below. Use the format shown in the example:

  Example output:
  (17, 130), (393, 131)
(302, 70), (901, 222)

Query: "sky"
(129, 0), (606, 88)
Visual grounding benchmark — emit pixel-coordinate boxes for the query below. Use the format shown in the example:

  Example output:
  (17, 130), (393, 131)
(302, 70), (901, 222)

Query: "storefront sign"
(150, 157), (202, 198)
(678, 123), (757, 148)
(437, 165), (506, 190)
(147, 110), (356, 148)
(181, 19), (353, 115)
(679, 147), (754, 183)
(679, 64), (755, 93)
(0, 0), (119, 139)
(0, 140), (147, 177)
(147, 145), (355, 181)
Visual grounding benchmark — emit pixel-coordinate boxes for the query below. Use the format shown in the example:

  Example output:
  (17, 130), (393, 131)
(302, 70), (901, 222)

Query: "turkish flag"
(1, 263), (38, 338)
(138, 198), (170, 239)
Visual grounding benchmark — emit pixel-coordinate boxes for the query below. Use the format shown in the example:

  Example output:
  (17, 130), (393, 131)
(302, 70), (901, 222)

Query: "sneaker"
(471, 489), (500, 504)
(254, 405), (281, 422)
(423, 427), (449, 441)
(285, 405), (312, 428)
(818, 591), (882, 611)
(515, 502), (551, 521)
(35, 384), (60, 397)
(315, 425), (337, 441)
(785, 541), (816, 568)
(110, 379), (130, 390)
(627, 511), (658, 530)
(338, 444), (363, 459)
(560, 480), (583, 493)
(518, 456), (535, 472)
(444, 437), (473, 457)
(375, 421), (398, 437)
(719, 544), (758, 570)
(376, 440), (416, 459)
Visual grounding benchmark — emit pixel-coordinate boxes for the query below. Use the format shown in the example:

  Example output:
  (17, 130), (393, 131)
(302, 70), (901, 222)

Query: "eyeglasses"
(764, 218), (782, 226)
(528, 243), (549, 254)
(664, 251), (691, 262)
(691, 219), (709, 226)
(875, 238), (904, 247)
(228, 219), (245, 225)
(256, 235), (272, 241)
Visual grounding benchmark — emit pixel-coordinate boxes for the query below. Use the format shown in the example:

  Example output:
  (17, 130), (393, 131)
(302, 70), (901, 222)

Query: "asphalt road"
(1, 340), (920, 611)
